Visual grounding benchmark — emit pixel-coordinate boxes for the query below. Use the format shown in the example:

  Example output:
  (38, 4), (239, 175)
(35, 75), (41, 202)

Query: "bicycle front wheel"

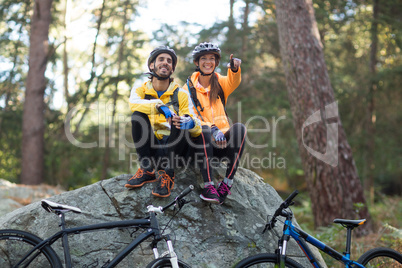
(0, 229), (62, 268)
(146, 257), (191, 268)
(234, 253), (303, 268)
(357, 247), (402, 268)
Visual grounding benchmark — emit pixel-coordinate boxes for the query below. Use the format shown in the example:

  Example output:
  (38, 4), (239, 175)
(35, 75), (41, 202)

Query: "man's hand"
(156, 104), (174, 124)
(227, 54), (242, 72)
(172, 115), (195, 130)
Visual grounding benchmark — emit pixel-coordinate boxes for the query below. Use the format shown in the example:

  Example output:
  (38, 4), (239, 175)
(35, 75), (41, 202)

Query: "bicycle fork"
(277, 233), (290, 268)
(152, 234), (179, 268)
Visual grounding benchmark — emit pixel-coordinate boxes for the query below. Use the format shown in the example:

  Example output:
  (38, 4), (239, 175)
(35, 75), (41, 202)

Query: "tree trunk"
(101, 0), (129, 180)
(275, 0), (372, 233)
(226, 0), (237, 53)
(63, 0), (72, 106)
(365, 0), (379, 205)
(73, 0), (106, 136)
(241, 0), (250, 59)
(229, 0), (235, 31)
(21, 0), (53, 185)
(59, 0), (73, 185)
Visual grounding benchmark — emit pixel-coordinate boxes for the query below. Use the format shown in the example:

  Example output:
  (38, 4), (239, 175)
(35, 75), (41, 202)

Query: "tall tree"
(72, 0), (106, 136)
(101, 0), (130, 180)
(21, 0), (53, 185)
(365, 0), (379, 204)
(275, 0), (372, 231)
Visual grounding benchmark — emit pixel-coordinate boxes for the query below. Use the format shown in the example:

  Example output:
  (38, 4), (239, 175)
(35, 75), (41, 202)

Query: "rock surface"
(0, 168), (326, 267)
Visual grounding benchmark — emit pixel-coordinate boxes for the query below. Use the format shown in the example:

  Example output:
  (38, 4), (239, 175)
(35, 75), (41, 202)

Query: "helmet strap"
(146, 71), (171, 81)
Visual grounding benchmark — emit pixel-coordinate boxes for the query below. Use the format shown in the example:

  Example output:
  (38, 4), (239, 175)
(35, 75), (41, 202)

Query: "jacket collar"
(191, 72), (209, 94)
(144, 80), (178, 97)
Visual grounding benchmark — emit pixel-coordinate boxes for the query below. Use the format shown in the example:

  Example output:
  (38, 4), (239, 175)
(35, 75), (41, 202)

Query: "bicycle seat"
(41, 199), (82, 214)
(333, 219), (366, 228)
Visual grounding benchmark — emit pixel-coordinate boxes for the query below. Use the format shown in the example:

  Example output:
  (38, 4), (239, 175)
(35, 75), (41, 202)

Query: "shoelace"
(206, 184), (219, 195)
(129, 169), (144, 181)
(159, 172), (174, 190)
(218, 182), (231, 196)
(129, 169), (154, 181)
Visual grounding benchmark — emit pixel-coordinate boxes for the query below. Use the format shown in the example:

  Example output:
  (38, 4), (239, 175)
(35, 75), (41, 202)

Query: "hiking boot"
(125, 169), (156, 188)
(152, 170), (175, 197)
(200, 184), (220, 204)
(217, 181), (232, 204)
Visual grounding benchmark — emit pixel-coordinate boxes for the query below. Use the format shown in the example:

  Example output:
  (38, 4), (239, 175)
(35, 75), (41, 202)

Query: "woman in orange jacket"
(183, 42), (247, 204)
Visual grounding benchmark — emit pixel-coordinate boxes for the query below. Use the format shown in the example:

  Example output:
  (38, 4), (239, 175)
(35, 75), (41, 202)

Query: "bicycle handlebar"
(147, 205), (164, 214)
(274, 190), (298, 216)
(263, 190), (299, 232)
(284, 190), (299, 206)
(147, 185), (194, 214)
(175, 185), (194, 201)
(161, 185), (194, 212)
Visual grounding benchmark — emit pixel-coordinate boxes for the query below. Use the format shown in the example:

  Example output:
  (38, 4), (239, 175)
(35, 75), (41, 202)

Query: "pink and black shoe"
(200, 184), (220, 204)
(217, 181), (232, 204)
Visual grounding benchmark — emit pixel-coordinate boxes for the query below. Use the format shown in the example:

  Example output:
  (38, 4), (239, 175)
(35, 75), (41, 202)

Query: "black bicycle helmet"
(192, 42), (221, 64)
(148, 46), (178, 71)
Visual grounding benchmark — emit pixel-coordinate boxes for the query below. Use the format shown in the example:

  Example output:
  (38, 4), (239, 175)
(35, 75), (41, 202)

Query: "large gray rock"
(0, 168), (326, 267)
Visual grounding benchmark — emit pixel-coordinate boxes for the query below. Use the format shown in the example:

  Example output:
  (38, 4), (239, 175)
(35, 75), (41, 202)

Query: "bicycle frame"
(16, 212), (170, 268)
(281, 218), (366, 268)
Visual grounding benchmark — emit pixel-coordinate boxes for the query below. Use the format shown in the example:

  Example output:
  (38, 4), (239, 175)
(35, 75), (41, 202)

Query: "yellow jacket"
(129, 80), (201, 139)
(182, 68), (241, 133)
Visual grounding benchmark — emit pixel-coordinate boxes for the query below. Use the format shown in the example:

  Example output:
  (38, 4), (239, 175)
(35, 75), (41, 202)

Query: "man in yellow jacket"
(125, 46), (203, 197)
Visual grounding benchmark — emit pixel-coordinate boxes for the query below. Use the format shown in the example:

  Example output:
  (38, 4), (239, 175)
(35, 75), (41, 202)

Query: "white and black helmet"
(148, 46), (177, 71)
(192, 42), (221, 64)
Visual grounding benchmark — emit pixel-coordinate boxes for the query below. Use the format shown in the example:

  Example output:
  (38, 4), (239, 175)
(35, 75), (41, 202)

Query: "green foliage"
(0, 107), (23, 182)
(293, 194), (402, 267)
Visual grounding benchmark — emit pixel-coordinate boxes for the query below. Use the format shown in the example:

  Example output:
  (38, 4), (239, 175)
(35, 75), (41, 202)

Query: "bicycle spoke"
(363, 256), (402, 268)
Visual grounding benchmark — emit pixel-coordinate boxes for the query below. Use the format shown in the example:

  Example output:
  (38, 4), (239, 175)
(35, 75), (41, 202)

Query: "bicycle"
(0, 185), (195, 268)
(235, 190), (402, 268)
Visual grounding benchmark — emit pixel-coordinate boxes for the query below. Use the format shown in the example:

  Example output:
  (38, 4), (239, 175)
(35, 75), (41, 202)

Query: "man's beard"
(156, 65), (172, 78)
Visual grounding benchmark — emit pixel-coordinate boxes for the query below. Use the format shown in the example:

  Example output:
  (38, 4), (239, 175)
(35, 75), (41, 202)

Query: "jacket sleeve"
(129, 87), (163, 115)
(218, 67), (242, 101)
(177, 89), (202, 137)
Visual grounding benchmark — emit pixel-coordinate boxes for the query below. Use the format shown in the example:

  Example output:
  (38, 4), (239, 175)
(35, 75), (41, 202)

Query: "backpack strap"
(144, 94), (154, 100)
(216, 84), (227, 116)
(144, 89), (180, 115)
(187, 77), (204, 121)
(186, 76), (228, 120)
(169, 87), (180, 115)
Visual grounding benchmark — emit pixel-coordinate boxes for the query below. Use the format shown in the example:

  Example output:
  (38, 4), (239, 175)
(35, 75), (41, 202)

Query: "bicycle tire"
(146, 257), (191, 268)
(357, 247), (402, 268)
(0, 229), (62, 268)
(234, 253), (303, 268)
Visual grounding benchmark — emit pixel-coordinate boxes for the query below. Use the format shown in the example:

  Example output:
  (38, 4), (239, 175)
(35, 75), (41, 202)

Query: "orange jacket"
(182, 68), (241, 133)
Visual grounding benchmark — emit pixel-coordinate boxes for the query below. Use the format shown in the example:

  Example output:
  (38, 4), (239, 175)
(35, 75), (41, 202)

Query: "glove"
(157, 105), (173, 119)
(179, 115), (195, 129)
(227, 57), (241, 72)
(211, 126), (226, 142)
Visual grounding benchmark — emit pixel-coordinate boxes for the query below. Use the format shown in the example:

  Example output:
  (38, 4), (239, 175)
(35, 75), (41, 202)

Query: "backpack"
(186, 76), (226, 121)
(144, 87), (180, 115)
